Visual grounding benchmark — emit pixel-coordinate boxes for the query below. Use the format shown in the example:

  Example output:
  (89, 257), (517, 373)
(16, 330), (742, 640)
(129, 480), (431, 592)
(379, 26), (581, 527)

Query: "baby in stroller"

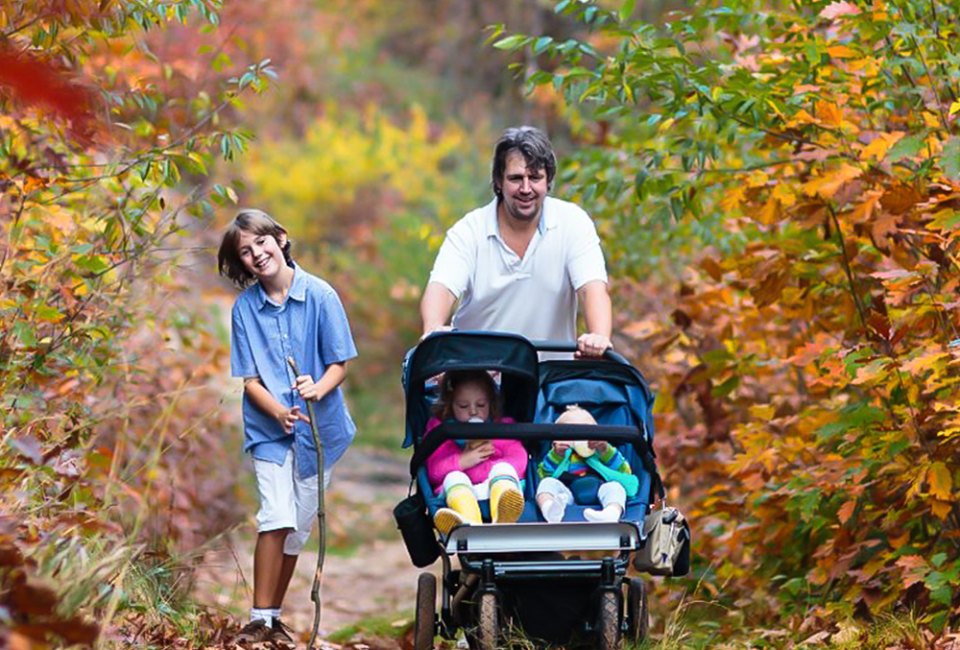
(536, 405), (638, 523)
(424, 369), (527, 534)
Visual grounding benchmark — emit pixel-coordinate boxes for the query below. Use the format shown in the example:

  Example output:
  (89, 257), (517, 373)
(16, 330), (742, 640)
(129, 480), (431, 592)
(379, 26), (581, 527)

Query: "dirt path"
(192, 446), (437, 648)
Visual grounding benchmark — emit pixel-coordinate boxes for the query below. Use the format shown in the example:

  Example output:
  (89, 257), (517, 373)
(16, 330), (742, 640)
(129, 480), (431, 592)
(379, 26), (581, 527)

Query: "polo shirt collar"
(488, 196), (553, 239)
(255, 262), (306, 308)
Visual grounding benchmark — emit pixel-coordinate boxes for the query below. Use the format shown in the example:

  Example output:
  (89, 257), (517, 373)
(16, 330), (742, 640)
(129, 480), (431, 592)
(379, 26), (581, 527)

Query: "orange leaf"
(827, 45), (858, 59)
(848, 189), (884, 223)
(860, 133), (903, 161)
(802, 163), (862, 199)
(816, 100), (843, 128)
(837, 500), (856, 524)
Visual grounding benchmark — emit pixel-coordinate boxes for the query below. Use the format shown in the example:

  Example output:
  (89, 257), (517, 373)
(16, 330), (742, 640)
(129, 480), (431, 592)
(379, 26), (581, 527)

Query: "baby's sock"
(583, 504), (623, 522)
(540, 496), (567, 523)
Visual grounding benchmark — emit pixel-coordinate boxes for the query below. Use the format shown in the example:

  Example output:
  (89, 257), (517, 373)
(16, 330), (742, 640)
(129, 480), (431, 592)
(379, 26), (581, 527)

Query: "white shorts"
(253, 448), (333, 555)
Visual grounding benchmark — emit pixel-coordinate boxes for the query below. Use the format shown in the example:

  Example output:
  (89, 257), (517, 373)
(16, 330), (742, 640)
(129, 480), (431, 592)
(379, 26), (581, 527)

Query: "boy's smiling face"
(237, 229), (287, 282)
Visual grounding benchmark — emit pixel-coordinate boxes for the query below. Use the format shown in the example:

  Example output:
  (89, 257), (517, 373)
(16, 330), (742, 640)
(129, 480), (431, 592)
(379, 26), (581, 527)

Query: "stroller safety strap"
(550, 448), (640, 497)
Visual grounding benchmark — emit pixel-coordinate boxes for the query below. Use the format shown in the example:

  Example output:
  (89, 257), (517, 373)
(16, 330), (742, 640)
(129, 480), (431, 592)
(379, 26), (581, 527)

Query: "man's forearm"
(420, 282), (457, 335)
(579, 280), (612, 337)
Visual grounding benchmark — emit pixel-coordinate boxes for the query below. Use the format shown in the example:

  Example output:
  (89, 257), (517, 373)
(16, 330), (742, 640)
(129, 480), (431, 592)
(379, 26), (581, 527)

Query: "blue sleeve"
(318, 288), (358, 365)
(230, 303), (258, 378)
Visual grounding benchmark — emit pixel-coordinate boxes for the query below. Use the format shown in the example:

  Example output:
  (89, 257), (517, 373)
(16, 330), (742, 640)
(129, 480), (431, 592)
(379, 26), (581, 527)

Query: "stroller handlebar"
(528, 339), (631, 366)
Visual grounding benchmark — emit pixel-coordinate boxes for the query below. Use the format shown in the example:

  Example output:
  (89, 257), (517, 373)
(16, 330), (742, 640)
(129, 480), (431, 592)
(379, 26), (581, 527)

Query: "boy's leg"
(254, 528), (293, 608)
(272, 465), (331, 607)
(251, 451), (302, 612)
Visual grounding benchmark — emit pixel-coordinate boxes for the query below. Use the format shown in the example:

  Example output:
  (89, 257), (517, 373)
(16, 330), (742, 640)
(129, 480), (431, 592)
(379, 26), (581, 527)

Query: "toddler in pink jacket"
(424, 370), (527, 533)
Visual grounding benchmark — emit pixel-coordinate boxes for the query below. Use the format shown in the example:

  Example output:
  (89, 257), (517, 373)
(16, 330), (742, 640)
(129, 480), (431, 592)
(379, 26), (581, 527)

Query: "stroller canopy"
(402, 331), (540, 449)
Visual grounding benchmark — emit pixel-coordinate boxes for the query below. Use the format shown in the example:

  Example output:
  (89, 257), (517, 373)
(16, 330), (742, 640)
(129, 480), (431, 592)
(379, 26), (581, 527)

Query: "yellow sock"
(446, 484), (482, 524)
(490, 478), (524, 523)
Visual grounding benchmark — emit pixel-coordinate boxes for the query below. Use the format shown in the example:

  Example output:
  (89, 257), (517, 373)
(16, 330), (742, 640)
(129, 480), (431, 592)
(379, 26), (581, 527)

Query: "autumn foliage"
(0, 1), (270, 645)
(502, 0), (960, 635)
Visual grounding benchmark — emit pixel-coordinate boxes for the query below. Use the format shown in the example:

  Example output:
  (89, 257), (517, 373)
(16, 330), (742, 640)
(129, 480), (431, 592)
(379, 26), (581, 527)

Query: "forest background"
(1, 0), (959, 648)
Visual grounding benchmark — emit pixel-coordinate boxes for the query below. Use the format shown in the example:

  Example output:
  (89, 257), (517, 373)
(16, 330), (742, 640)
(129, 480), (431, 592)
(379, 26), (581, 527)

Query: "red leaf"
(0, 45), (100, 143)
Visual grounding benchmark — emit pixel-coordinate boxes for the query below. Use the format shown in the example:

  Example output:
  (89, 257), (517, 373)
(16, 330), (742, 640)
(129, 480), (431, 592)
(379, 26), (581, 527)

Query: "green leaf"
(492, 35), (528, 51)
(886, 132), (926, 162)
(941, 136), (960, 181)
(533, 36), (553, 55)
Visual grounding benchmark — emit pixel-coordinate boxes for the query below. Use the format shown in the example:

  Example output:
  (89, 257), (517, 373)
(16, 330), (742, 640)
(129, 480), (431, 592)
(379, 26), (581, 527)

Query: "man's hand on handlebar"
(576, 332), (612, 358)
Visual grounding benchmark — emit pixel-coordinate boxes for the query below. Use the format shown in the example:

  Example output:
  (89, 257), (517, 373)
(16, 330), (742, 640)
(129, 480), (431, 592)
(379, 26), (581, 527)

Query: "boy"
(218, 209), (357, 646)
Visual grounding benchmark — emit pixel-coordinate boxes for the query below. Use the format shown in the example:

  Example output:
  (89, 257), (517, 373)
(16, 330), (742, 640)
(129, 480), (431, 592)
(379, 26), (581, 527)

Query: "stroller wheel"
(596, 590), (621, 650)
(414, 572), (437, 650)
(626, 577), (649, 644)
(466, 592), (499, 650)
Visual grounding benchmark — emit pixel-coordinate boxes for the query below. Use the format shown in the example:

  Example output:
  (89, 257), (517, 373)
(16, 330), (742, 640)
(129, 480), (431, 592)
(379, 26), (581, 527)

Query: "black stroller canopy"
(402, 331), (540, 448)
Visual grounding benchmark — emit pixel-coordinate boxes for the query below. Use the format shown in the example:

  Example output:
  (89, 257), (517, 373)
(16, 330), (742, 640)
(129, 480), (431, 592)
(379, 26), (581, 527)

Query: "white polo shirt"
(428, 196), (608, 342)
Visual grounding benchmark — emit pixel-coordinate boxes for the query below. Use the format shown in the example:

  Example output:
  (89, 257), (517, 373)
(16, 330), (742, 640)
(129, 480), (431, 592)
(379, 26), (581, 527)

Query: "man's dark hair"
(491, 125), (556, 198)
(217, 208), (294, 288)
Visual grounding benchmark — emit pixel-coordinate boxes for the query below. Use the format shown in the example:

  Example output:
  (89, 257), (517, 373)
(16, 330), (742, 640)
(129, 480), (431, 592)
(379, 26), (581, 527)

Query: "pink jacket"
(424, 416), (527, 494)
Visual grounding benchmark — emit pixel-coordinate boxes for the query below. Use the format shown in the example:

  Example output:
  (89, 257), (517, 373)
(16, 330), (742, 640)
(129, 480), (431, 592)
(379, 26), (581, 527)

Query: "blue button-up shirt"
(230, 263), (358, 478)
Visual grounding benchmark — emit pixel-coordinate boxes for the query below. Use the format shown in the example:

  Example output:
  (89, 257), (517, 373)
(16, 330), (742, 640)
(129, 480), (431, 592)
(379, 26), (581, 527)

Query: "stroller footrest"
(444, 521), (641, 554)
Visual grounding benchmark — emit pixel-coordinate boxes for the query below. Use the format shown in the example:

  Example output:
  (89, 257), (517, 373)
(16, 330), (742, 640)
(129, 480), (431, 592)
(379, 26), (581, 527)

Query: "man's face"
(498, 150), (548, 223)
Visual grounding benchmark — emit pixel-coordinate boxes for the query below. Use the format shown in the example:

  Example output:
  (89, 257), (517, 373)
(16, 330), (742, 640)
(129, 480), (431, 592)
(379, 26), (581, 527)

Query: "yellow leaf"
(756, 197), (780, 225)
(720, 185), (747, 213)
(786, 109), (818, 127)
(931, 499), (953, 519)
(922, 111), (940, 128)
(860, 133), (903, 162)
(802, 163), (863, 199)
(749, 405), (776, 420)
(900, 351), (949, 376)
(928, 462), (953, 500)
(746, 170), (770, 188)
(771, 183), (796, 207)
(950, 101), (960, 116)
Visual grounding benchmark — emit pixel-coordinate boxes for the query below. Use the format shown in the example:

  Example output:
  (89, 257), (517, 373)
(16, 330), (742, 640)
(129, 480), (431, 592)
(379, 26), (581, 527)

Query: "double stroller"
(396, 332), (688, 649)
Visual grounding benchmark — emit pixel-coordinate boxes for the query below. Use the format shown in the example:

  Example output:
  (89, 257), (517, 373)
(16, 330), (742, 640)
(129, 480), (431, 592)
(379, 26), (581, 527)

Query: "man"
(420, 125), (612, 357)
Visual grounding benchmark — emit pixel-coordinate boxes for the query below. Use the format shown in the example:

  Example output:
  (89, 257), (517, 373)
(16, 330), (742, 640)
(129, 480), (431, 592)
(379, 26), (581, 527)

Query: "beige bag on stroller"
(634, 506), (691, 576)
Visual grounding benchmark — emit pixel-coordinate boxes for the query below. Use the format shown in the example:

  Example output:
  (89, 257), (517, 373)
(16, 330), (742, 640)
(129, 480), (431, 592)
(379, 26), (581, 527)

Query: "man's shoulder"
(449, 198), (497, 233)
(545, 196), (590, 221)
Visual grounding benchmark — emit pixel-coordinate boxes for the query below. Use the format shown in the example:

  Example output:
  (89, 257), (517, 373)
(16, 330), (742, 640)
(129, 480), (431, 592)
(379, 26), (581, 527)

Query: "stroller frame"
(400, 332), (668, 650)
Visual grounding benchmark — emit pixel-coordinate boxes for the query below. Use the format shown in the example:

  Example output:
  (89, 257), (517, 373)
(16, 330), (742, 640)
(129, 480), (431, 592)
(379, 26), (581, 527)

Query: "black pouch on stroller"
(393, 486), (439, 568)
